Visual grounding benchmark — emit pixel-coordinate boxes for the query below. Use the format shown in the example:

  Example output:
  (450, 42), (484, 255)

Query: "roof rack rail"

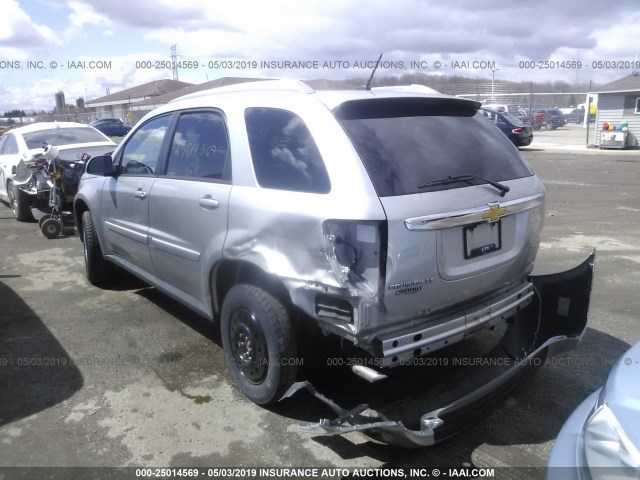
(171, 79), (315, 102)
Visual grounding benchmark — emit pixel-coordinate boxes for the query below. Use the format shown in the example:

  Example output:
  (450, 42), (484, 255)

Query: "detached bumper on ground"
(287, 251), (596, 447)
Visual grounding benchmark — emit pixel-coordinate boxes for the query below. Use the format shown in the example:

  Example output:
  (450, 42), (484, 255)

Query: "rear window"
(22, 127), (107, 149)
(501, 112), (524, 125)
(334, 98), (534, 197)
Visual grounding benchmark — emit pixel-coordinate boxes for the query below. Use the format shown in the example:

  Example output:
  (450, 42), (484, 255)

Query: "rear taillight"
(512, 128), (522, 134)
(322, 220), (386, 298)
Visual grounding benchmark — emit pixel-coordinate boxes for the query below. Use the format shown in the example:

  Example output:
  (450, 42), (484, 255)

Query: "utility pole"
(171, 45), (179, 81)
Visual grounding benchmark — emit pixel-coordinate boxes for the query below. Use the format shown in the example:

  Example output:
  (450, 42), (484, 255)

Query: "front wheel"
(221, 284), (298, 405)
(8, 182), (34, 222)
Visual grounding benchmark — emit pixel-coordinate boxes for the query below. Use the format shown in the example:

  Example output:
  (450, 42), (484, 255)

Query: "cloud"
(73, 0), (223, 30)
(3, 0), (640, 112)
(0, 0), (59, 49)
(63, 1), (112, 41)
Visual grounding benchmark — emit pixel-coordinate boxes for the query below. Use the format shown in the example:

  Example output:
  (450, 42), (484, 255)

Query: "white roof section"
(144, 79), (477, 119)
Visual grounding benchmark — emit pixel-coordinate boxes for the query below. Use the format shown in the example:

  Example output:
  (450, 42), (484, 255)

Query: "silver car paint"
(547, 341), (640, 477)
(79, 86), (546, 359)
(74, 83), (598, 448)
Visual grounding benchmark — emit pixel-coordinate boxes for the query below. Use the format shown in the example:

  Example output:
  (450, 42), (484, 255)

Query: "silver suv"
(75, 80), (594, 446)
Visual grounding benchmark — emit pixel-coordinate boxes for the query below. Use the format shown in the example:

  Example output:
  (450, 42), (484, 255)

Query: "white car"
(0, 122), (115, 221)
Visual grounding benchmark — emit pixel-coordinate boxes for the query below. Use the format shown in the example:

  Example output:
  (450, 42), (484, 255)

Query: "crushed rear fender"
(287, 251), (596, 447)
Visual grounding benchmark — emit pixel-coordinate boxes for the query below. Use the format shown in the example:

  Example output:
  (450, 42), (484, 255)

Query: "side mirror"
(85, 155), (118, 176)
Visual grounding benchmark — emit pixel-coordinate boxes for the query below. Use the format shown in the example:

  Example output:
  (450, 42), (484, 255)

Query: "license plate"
(463, 221), (502, 259)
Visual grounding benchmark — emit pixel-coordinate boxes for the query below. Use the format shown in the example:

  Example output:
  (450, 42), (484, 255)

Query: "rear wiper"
(418, 174), (510, 197)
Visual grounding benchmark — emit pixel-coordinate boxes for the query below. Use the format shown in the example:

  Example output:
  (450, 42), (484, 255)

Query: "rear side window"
(335, 98), (534, 197)
(245, 108), (330, 193)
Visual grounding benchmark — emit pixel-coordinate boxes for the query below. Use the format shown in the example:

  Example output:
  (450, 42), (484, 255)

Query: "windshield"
(334, 98), (534, 197)
(22, 127), (108, 149)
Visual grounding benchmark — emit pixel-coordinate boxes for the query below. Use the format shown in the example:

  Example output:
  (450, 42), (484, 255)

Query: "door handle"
(199, 197), (219, 210)
(134, 190), (147, 199)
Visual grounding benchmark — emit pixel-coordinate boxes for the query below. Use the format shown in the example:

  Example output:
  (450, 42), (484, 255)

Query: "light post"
(491, 68), (500, 101)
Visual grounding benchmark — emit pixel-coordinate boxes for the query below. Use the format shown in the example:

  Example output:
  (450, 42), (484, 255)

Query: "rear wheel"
(221, 284), (298, 405)
(8, 182), (33, 221)
(81, 210), (115, 285)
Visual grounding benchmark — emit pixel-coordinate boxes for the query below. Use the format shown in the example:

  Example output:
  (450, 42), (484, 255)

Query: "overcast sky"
(1, 0), (639, 112)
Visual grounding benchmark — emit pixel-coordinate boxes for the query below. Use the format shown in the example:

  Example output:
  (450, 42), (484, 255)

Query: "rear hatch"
(334, 96), (544, 320)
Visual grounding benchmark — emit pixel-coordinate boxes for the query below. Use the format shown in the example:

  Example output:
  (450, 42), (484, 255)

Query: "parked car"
(530, 109), (554, 130)
(74, 80), (594, 447)
(0, 122), (115, 221)
(519, 109), (551, 130)
(564, 109), (585, 124)
(540, 108), (567, 128)
(90, 118), (132, 137)
(479, 107), (533, 147)
(546, 342), (640, 479)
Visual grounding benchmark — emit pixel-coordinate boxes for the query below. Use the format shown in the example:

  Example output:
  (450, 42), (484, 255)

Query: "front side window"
(166, 111), (230, 180)
(120, 115), (171, 175)
(245, 108), (330, 193)
(635, 98), (640, 114)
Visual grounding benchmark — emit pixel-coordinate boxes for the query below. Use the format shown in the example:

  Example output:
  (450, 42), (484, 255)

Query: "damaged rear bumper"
(287, 251), (596, 447)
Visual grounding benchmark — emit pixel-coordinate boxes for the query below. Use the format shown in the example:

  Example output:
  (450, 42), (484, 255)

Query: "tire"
(221, 284), (298, 405)
(81, 210), (115, 286)
(8, 182), (34, 222)
(41, 218), (62, 239)
(38, 214), (52, 229)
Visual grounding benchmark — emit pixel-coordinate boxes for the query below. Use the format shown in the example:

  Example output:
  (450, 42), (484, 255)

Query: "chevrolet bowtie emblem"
(482, 203), (506, 222)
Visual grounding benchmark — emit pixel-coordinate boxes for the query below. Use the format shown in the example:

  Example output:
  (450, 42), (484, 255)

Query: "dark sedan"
(479, 108), (533, 147)
(89, 118), (132, 137)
